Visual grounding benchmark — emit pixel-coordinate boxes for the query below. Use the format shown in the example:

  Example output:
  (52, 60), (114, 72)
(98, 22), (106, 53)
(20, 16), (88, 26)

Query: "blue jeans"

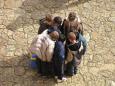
(78, 33), (87, 54)
(65, 57), (77, 76)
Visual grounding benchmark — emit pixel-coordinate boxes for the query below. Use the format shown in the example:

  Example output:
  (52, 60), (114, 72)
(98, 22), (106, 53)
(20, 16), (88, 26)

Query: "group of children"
(29, 12), (87, 82)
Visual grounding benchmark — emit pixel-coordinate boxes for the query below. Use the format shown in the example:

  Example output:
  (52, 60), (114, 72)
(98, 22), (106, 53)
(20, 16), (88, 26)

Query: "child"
(38, 14), (53, 34)
(65, 32), (84, 76)
(30, 29), (59, 76)
(53, 37), (67, 82)
(62, 12), (87, 54)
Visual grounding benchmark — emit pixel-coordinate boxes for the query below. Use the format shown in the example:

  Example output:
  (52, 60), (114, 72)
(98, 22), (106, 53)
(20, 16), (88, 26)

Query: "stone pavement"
(0, 0), (115, 86)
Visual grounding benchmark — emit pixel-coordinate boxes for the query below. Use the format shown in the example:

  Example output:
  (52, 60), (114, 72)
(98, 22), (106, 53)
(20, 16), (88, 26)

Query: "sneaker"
(57, 77), (67, 83)
(62, 77), (67, 81)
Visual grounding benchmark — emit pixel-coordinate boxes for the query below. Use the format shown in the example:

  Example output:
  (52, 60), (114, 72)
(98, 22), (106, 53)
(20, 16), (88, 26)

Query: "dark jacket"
(53, 41), (65, 61)
(61, 19), (83, 40)
(38, 18), (52, 34)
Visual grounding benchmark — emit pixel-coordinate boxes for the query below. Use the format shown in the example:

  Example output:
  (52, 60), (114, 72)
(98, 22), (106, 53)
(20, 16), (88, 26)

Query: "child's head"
(68, 12), (76, 21)
(53, 16), (62, 25)
(48, 29), (59, 41)
(45, 14), (53, 25)
(68, 32), (76, 42)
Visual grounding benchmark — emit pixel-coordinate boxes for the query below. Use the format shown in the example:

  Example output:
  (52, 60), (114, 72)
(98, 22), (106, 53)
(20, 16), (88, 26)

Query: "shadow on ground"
(0, 54), (57, 86)
(6, 0), (91, 31)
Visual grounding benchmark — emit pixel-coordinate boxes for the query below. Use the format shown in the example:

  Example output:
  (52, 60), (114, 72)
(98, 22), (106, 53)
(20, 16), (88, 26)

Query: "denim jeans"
(65, 57), (77, 76)
(78, 33), (87, 54)
(78, 33), (87, 47)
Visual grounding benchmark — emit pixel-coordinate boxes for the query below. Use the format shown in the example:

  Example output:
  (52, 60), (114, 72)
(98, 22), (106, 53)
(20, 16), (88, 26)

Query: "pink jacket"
(29, 30), (55, 62)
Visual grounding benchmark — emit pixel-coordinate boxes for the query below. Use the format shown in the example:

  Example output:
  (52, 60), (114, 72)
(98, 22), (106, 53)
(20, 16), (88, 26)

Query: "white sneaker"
(62, 77), (67, 81)
(57, 77), (67, 83)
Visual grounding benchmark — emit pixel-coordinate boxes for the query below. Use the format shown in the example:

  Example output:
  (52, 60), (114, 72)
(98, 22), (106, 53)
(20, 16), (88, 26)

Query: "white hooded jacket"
(29, 30), (55, 62)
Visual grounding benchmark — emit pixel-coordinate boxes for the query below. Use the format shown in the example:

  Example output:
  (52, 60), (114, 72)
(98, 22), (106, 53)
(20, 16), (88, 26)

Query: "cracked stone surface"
(0, 0), (115, 86)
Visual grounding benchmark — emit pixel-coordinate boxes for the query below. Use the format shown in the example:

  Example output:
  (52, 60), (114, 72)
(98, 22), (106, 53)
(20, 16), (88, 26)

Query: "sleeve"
(29, 36), (38, 53)
(40, 37), (49, 61)
(29, 35), (43, 60)
(76, 16), (84, 35)
(45, 38), (55, 62)
(60, 19), (66, 35)
(77, 22), (83, 35)
(63, 20), (69, 39)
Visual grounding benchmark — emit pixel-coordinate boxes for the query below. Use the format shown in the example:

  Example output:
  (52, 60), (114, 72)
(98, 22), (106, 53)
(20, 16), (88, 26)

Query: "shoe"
(57, 77), (67, 83)
(62, 77), (67, 81)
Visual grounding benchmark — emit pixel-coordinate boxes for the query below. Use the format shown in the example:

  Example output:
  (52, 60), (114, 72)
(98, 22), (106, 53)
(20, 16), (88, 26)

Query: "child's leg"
(79, 33), (87, 54)
(66, 57), (77, 76)
(41, 62), (48, 76)
(46, 62), (54, 76)
(74, 66), (78, 74)
(65, 61), (74, 76)
(79, 33), (87, 47)
(53, 56), (64, 79)
(55, 60), (67, 82)
(57, 60), (64, 79)
(36, 58), (42, 74)
(72, 57), (77, 74)
(53, 60), (58, 77)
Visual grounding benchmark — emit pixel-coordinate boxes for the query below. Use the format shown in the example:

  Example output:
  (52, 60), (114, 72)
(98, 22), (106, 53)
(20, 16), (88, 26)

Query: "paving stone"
(109, 17), (115, 23)
(14, 66), (25, 76)
(6, 51), (14, 57)
(0, 25), (6, 29)
(7, 45), (16, 51)
(0, 81), (14, 86)
(0, 45), (7, 56)
(4, 0), (16, 9)
(8, 39), (16, 45)
(1, 68), (14, 82)
(83, 2), (91, 9)
(0, 0), (4, 8)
